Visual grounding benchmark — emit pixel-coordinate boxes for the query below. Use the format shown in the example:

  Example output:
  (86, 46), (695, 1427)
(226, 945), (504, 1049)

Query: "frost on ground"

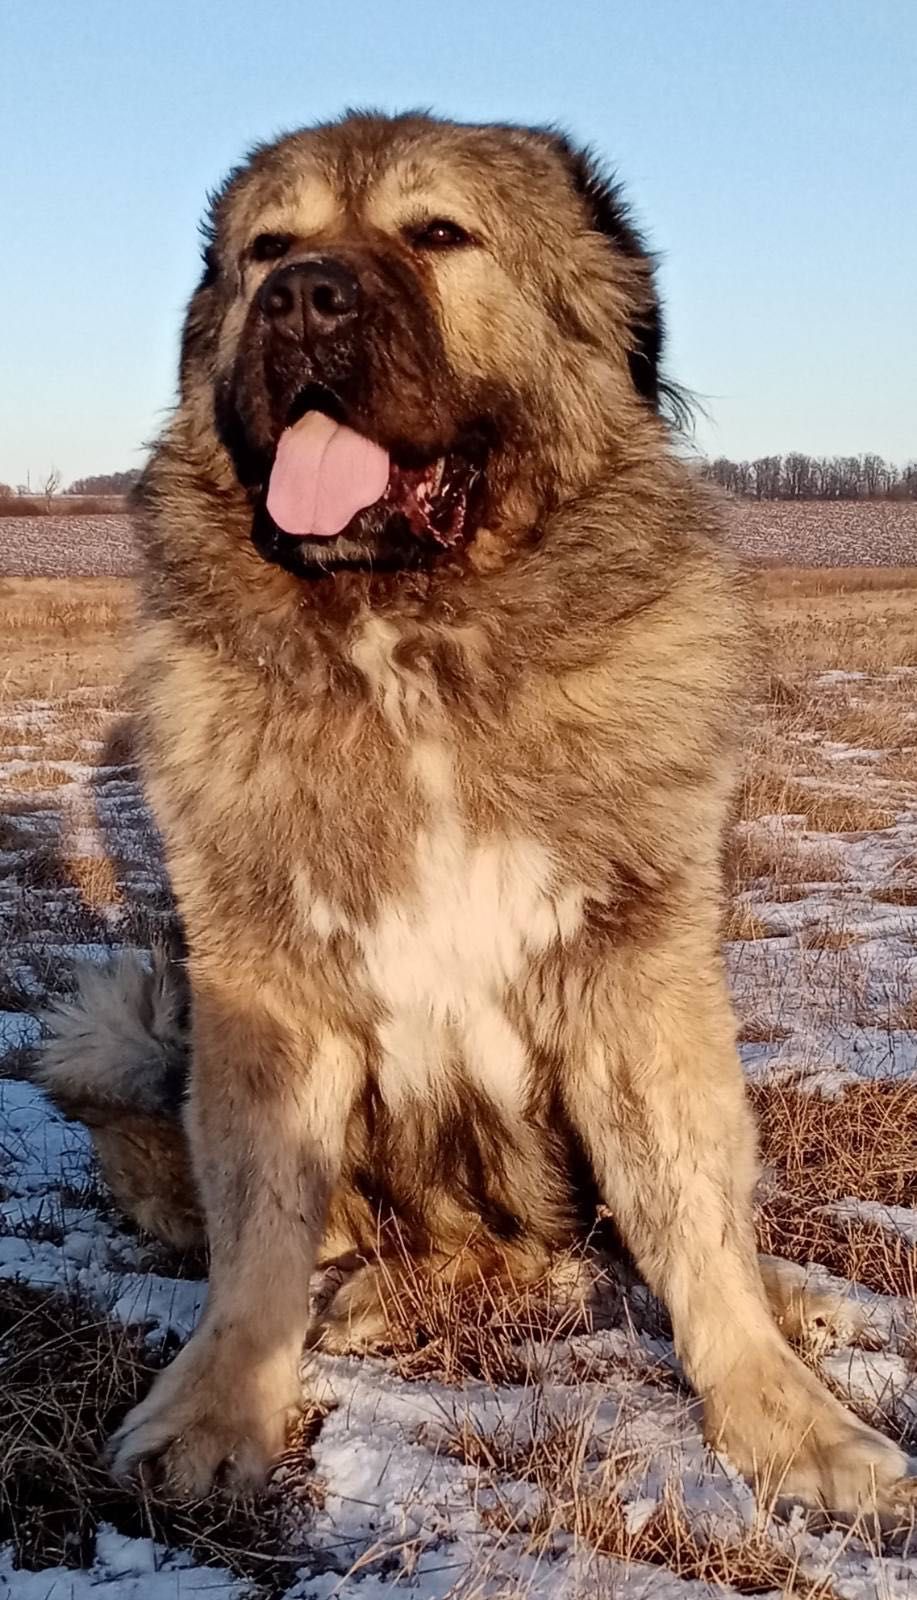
(2, 569), (917, 1596)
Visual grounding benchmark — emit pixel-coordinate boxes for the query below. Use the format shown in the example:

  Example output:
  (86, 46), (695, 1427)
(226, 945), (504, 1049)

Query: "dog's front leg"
(109, 975), (360, 1496)
(561, 942), (912, 1515)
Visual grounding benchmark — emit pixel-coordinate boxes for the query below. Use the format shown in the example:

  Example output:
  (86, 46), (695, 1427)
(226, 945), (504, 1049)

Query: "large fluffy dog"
(39, 111), (913, 1512)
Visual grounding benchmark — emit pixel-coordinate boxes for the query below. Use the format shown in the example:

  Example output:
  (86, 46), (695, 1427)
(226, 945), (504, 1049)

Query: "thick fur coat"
(39, 111), (914, 1513)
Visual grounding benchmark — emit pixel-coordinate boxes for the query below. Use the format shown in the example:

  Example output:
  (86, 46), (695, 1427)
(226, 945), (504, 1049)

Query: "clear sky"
(1, 0), (914, 487)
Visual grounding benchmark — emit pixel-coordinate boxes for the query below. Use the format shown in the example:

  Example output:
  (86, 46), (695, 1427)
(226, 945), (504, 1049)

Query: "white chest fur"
(296, 737), (584, 1111)
(364, 816), (582, 1112)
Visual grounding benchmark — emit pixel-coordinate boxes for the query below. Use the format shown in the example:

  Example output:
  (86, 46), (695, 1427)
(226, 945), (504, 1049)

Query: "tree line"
(0, 469), (141, 499)
(699, 454), (917, 501)
(4, 459), (916, 504)
(66, 469), (142, 495)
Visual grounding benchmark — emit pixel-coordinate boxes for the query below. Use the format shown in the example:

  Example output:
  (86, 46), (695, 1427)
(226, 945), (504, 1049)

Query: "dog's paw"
(708, 1340), (915, 1517)
(759, 1256), (865, 1355)
(312, 1263), (395, 1353)
(108, 1331), (302, 1498)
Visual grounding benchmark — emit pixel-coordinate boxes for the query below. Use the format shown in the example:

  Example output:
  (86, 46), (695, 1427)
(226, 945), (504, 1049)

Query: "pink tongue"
(266, 411), (390, 538)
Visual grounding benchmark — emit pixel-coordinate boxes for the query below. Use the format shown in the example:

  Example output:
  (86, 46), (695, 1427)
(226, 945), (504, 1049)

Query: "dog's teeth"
(432, 457), (446, 493)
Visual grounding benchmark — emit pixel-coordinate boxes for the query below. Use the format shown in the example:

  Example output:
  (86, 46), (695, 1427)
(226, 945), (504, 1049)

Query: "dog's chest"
(295, 740), (585, 1109)
(359, 821), (582, 1014)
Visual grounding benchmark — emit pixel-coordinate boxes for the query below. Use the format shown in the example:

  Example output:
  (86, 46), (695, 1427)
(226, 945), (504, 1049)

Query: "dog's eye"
(408, 218), (472, 252)
(250, 233), (293, 262)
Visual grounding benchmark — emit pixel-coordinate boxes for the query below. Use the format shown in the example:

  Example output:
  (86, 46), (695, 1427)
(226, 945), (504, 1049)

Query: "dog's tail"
(35, 943), (204, 1249)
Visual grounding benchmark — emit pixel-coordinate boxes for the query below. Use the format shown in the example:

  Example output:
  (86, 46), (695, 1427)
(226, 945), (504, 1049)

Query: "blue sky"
(1, 0), (914, 487)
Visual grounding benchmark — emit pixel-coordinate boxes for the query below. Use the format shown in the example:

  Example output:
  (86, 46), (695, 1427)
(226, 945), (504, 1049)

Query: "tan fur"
(36, 950), (202, 1248)
(40, 111), (915, 1512)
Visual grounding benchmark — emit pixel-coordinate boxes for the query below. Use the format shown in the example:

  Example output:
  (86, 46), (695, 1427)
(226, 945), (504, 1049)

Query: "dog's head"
(173, 111), (674, 577)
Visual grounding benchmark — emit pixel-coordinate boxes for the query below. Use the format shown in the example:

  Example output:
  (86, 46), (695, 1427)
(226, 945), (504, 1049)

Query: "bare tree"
(782, 452), (813, 499)
(751, 456), (782, 500)
(697, 453), (917, 501)
(41, 468), (62, 511)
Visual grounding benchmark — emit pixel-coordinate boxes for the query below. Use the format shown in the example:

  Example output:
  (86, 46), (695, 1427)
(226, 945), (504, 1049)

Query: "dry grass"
(753, 565), (917, 601)
(447, 1414), (843, 1596)
(828, 703), (915, 750)
(2, 568), (917, 1586)
(0, 1282), (324, 1590)
(724, 906), (786, 941)
(726, 567), (917, 907)
(873, 883), (917, 907)
(798, 925), (861, 952)
(60, 852), (124, 909)
(750, 568), (917, 677)
(317, 1231), (612, 1388)
(892, 997), (917, 1031)
(753, 1079), (917, 1297)
(0, 496), (126, 517)
(0, 577), (132, 637)
(740, 774), (897, 833)
(737, 1019), (792, 1045)
(727, 826), (846, 893)
(0, 578), (133, 704)
(4, 764), (75, 793)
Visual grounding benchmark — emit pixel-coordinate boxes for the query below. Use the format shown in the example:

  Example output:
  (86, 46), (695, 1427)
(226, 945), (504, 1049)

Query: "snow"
(727, 776), (917, 1093)
(0, 1077), (93, 1196)
(740, 1024), (917, 1096)
(4, 676), (917, 1596)
(5, 1074), (917, 1597)
(826, 1198), (917, 1247)
(0, 1011), (41, 1051)
(0, 1529), (247, 1597)
(0, 1079), (206, 1340)
(2, 1062), (916, 1596)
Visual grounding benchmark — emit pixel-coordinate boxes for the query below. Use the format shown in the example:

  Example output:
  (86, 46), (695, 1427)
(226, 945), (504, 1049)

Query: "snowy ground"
(2, 572), (917, 1596)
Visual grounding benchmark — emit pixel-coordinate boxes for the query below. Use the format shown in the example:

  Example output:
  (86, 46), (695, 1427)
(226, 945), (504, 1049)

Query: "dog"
(38, 110), (914, 1513)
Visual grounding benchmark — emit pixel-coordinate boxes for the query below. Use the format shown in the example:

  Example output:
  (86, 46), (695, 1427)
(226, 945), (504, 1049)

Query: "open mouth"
(259, 384), (483, 563)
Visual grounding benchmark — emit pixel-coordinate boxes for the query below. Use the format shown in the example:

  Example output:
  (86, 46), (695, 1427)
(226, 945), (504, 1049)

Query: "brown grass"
(319, 1234), (605, 1388)
(740, 771), (897, 832)
(752, 1079), (917, 1297)
(0, 496), (127, 518)
(0, 1282), (324, 1589)
(737, 1019), (792, 1045)
(0, 579), (133, 704)
(62, 853), (123, 909)
(727, 827), (846, 893)
(3, 569), (917, 1584)
(0, 498), (47, 517)
(872, 884), (917, 907)
(798, 925), (861, 951)
(891, 997), (917, 1031)
(724, 906), (787, 941)
(5, 765), (75, 793)
(447, 1414), (841, 1596)
(828, 704), (915, 750)
(753, 566), (917, 601)
(0, 585), (131, 641)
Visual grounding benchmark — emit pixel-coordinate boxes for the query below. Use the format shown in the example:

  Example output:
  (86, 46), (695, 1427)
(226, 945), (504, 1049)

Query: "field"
(729, 502), (917, 567)
(2, 567), (917, 1596)
(2, 500), (917, 577)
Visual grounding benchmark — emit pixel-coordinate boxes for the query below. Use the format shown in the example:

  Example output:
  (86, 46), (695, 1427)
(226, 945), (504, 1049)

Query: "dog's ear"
(546, 133), (682, 420)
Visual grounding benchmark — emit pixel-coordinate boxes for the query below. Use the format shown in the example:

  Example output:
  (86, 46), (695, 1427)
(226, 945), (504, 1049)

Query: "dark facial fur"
(162, 110), (671, 581)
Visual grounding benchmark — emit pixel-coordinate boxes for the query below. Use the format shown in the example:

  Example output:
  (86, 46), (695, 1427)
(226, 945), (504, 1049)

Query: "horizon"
(1, 0), (914, 485)
(8, 444), (917, 501)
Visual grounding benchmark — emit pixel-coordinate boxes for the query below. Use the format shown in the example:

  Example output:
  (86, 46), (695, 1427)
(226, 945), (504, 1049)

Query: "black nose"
(259, 257), (361, 341)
